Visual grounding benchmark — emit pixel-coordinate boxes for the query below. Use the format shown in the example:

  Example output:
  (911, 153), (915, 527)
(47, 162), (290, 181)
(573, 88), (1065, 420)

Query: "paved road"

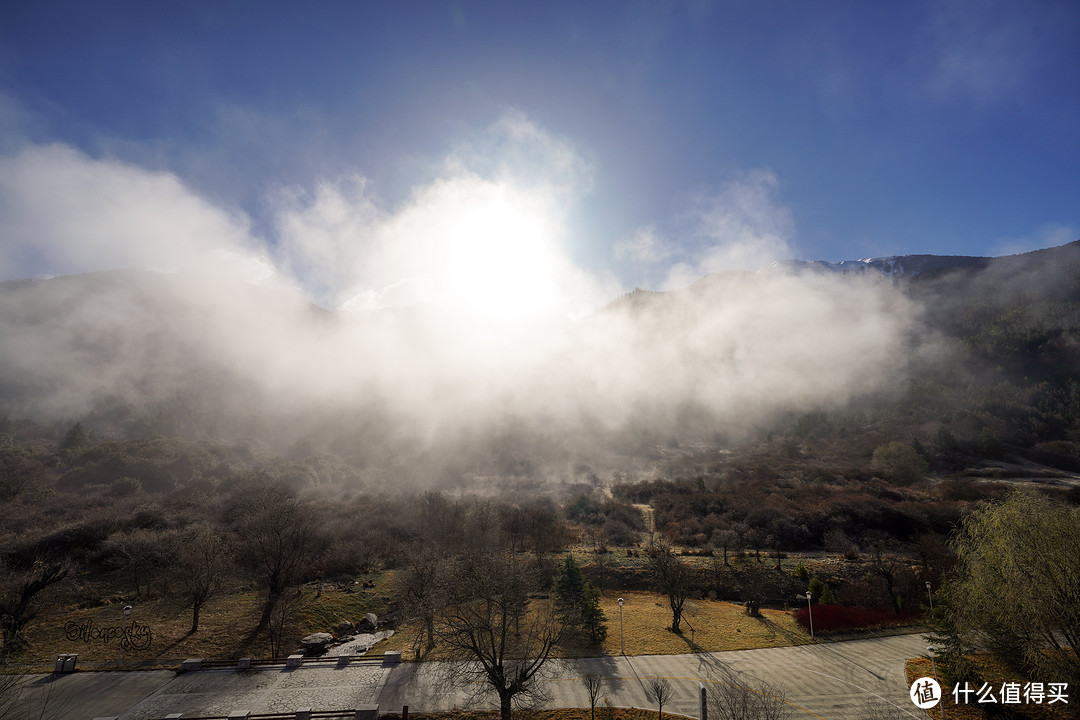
(379, 633), (928, 720)
(12, 670), (175, 720)
(23, 633), (928, 719)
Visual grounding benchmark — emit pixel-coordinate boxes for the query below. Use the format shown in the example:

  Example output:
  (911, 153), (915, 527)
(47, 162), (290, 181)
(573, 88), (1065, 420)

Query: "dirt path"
(632, 503), (655, 545)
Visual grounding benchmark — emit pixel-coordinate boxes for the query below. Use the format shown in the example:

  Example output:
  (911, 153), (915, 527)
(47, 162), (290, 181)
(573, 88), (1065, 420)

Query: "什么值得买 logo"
(910, 677), (942, 709)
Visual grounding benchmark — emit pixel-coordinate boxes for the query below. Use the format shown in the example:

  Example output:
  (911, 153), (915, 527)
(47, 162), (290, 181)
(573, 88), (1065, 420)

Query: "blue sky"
(1, 0), (1078, 308)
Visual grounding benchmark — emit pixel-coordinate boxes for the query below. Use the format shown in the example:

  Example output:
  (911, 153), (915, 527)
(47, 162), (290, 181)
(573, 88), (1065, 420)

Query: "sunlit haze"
(0, 1), (1077, 474)
(1, 2), (1077, 304)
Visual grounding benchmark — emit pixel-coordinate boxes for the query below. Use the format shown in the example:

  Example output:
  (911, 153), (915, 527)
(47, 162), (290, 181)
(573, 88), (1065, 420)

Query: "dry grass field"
(371, 590), (811, 660)
(585, 591), (810, 656)
(18, 583), (385, 671)
(15, 563), (873, 672)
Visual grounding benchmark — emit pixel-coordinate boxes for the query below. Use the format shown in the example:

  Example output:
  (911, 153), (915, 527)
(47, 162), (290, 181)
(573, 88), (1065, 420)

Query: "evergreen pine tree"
(59, 421), (88, 451)
(554, 555), (607, 643)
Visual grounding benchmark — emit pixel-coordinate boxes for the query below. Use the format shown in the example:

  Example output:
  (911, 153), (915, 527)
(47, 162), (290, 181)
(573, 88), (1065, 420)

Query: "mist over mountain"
(2, 241), (1079, 489)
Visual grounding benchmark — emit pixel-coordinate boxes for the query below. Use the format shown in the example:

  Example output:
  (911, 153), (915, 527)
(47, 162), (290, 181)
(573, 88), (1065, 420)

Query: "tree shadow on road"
(753, 613), (808, 646)
(569, 655), (625, 695)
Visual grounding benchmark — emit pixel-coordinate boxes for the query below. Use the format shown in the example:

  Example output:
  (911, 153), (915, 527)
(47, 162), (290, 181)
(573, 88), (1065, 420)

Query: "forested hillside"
(2, 244), (1079, 692)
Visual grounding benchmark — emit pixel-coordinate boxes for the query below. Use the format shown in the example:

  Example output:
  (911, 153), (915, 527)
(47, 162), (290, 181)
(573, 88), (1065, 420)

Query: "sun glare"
(441, 188), (564, 318)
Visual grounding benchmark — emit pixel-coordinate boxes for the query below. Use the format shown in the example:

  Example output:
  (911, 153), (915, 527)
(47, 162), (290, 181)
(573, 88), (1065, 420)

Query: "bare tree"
(266, 586), (304, 659)
(461, 499), (504, 553)
(745, 528), (765, 563)
(0, 557), (68, 652)
(766, 534), (783, 571)
(524, 498), (562, 560)
(233, 482), (326, 630)
(434, 552), (567, 720)
(581, 671), (610, 720)
(864, 535), (906, 615)
(645, 677), (674, 720)
(861, 698), (910, 720)
(174, 524), (232, 633)
(647, 542), (691, 633)
(823, 527), (859, 561)
(711, 528), (739, 566)
(708, 664), (794, 720)
(591, 546), (611, 593)
(102, 527), (174, 599)
(500, 505), (529, 554)
(395, 545), (448, 658)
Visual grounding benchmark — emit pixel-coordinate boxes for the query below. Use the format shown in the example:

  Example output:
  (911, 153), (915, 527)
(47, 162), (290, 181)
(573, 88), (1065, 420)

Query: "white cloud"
(272, 175), (384, 308)
(283, 171), (606, 316)
(0, 143), (270, 284)
(446, 109), (595, 202)
(0, 112), (610, 320)
(614, 169), (795, 291)
(0, 122), (922, 479)
(276, 112), (609, 315)
(664, 168), (795, 289)
(613, 225), (672, 265)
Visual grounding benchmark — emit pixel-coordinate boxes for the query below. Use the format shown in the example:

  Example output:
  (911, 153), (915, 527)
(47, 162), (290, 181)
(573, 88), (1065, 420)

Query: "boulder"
(300, 632), (334, 656)
(357, 613), (378, 633)
(335, 620), (355, 636)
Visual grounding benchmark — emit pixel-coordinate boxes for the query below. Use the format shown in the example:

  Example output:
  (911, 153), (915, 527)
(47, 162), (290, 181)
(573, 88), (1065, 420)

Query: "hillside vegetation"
(1, 244), (1078, 700)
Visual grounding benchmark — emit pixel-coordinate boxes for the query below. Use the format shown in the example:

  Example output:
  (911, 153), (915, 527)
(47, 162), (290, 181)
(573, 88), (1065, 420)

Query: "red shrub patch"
(793, 604), (919, 632)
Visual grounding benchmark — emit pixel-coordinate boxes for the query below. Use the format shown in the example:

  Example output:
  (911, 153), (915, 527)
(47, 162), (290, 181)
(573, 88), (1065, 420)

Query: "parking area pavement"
(116, 662), (390, 719)
(14, 670), (175, 720)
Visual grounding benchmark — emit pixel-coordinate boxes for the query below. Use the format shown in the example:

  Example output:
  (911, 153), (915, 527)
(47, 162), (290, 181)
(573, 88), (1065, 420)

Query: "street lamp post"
(618, 597), (625, 655)
(804, 591), (813, 640)
(117, 605), (132, 668)
(927, 646), (946, 719)
(926, 581), (934, 612)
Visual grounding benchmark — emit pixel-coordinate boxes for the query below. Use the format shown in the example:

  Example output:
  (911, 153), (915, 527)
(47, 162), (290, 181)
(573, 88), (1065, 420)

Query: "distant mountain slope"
(765, 239), (1080, 282)
(2, 241), (1080, 483)
(765, 253), (992, 278)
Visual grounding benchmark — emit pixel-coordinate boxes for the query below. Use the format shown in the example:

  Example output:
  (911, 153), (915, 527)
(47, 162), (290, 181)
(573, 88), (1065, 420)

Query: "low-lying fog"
(0, 118), (921, 483)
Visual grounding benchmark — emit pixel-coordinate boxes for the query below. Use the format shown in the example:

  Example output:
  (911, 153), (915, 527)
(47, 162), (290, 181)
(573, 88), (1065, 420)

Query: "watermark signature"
(64, 619), (152, 651)
(910, 677), (942, 709)
(911, 678), (1069, 708)
(952, 681), (1068, 705)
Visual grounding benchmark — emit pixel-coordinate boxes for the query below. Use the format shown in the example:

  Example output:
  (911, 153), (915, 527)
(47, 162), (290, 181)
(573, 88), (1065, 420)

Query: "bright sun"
(440, 187), (564, 318)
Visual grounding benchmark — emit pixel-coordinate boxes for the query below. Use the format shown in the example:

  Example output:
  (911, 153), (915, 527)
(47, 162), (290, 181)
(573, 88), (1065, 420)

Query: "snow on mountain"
(762, 253), (992, 279)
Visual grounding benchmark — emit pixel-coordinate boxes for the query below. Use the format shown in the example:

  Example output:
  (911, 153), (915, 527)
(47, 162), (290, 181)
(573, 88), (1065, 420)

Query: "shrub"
(793, 604), (919, 633)
(795, 562), (809, 583)
(807, 575), (824, 602)
(871, 441), (929, 485)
